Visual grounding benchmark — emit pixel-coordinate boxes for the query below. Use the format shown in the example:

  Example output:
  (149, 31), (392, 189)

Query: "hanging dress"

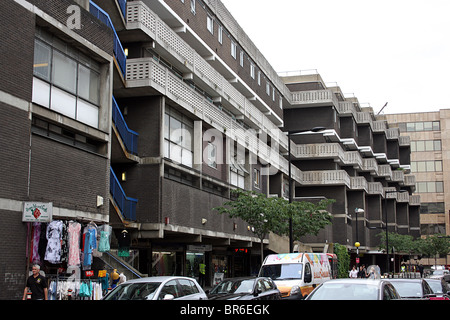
(44, 220), (63, 264)
(67, 221), (81, 267)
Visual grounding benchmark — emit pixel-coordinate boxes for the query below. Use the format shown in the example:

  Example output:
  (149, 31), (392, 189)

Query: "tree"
(214, 189), (282, 263)
(280, 198), (334, 242)
(334, 243), (350, 278)
(214, 189), (334, 263)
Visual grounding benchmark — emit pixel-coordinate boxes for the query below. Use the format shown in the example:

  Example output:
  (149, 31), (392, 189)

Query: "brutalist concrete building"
(0, 0), (419, 298)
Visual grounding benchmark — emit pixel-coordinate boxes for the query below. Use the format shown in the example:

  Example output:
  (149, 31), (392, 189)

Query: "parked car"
(103, 276), (208, 300)
(388, 278), (434, 299)
(305, 279), (401, 300)
(207, 277), (281, 300)
(424, 278), (450, 300)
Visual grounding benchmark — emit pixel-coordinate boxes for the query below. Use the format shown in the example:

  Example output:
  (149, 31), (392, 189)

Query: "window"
(190, 0), (196, 14)
(257, 71), (261, 86)
(266, 82), (270, 96)
(240, 51), (244, 67)
(207, 14), (214, 34)
(250, 63), (255, 79)
(411, 160), (442, 172)
(404, 121), (440, 132)
(253, 168), (260, 188)
(231, 41), (237, 59)
(416, 181), (444, 193)
(164, 107), (194, 168)
(420, 202), (445, 214)
(178, 279), (199, 296)
(32, 36), (101, 128)
(207, 142), (217, 168)
(158, 280), (181, 300)
(411, 140), (441, 152)
(218, 25), (223, 44)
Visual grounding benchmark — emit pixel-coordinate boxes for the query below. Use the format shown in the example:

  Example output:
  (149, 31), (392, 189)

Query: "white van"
(258, 253), (332, 299)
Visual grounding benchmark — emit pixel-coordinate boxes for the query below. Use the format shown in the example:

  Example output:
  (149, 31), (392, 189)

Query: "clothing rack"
(48, 275), (103, 300)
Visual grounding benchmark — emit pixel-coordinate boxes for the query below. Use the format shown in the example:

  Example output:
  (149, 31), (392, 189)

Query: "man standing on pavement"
(23, 265), (48, 300)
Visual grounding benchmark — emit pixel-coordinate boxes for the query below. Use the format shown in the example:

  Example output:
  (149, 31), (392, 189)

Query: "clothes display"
(48, 278), (104, 300)
(26, 219), (118, 300)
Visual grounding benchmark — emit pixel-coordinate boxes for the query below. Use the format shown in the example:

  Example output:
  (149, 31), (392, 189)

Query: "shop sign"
(187, 245), (212, 252)
(22, 202), (53, 222)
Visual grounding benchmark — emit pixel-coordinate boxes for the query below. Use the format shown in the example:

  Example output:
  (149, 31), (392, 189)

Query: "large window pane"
(32, 77), (50, 108)
(78, 65), (100, 105)
(34, 40), (51, 81)
(52, 51), (77, 93)
(50, 86), (76, 118)
(77, 99), (98, 128)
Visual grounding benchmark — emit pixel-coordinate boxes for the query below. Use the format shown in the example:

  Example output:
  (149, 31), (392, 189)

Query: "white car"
(103, 276), (208, 300)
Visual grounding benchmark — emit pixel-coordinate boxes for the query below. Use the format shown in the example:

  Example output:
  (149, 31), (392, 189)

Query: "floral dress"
(44, 220), (63, 264)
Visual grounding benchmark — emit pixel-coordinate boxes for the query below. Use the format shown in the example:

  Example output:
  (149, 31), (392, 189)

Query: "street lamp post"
(287, 127), (326, 253)
(355, 208), (364, 268)
(383, 189), (408, 276)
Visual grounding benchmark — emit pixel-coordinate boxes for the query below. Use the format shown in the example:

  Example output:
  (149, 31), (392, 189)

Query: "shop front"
(22, 202), (116, 300)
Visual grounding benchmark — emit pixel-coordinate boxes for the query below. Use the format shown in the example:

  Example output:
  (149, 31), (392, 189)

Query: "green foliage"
(334, 243), (350, 279)
(377, 232), (450, 257)
(213, 189), (334, 242)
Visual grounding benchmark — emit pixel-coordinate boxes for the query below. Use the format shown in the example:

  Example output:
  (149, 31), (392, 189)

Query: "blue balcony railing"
(112, 96), (139, 155)
(117, 0), (127, 20)
(89, 1), (127, 75)
(110, 167), (138, 221)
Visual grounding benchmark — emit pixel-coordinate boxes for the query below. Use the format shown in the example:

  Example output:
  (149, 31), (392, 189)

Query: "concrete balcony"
(301, 170), (351, 187)
(290, 89), (339, 108)
(368, 182), (384, 195)
(409, 194), (421, 206)
(350, 176), (368, 191)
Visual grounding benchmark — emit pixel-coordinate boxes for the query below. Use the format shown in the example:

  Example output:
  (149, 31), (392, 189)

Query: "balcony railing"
(112, 96), (139, 155)
(90, 1), (127, 75)
(290, 89), (339, 107)
(110, 167), (138, 221)
(301, 170), (351, 187)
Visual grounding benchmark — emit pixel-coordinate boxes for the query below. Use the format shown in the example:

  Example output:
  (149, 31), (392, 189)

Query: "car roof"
(388, 278), (424, 282)
(322, 279), (386, 285)
(121, 276), (198, 284)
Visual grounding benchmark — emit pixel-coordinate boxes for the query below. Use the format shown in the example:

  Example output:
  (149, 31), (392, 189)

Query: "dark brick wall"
(162, 178), (255, 238)
(0, 103), (31, 201)
(29, 134), (109, 215)
(0, 210), (28, 300)
(0, 0), (35, 101)
(29, 0), (114, 56)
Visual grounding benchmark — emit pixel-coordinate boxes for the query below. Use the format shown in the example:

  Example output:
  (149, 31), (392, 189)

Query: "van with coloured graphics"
(258, 253), (332, 299)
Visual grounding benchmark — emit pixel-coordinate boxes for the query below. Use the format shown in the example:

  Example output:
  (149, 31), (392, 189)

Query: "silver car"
(305, 279), (401, 300)
(103, 276), (208, 300)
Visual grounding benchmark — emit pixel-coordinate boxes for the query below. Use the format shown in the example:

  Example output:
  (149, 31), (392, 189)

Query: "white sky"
(220, 0), (450, 114)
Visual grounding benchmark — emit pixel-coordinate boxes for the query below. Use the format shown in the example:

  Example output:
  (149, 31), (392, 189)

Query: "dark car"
(388, 278), (435, 299)
(424, 278), (450, 300)
(207, 277), (281, 300)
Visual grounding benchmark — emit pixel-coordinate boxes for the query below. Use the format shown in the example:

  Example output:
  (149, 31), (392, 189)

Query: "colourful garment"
(67, 221), (81, 267)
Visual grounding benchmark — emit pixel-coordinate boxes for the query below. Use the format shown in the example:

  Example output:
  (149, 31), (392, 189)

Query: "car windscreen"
(210, 279), (255, 294)
(259, 263), (303, 280)
(390, 282), (423, 298)
(308, 282), (379, 300)
(104, 282), (162, 300)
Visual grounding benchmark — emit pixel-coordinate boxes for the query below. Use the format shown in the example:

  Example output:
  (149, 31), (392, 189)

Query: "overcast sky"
(220, 0), (450, 114)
